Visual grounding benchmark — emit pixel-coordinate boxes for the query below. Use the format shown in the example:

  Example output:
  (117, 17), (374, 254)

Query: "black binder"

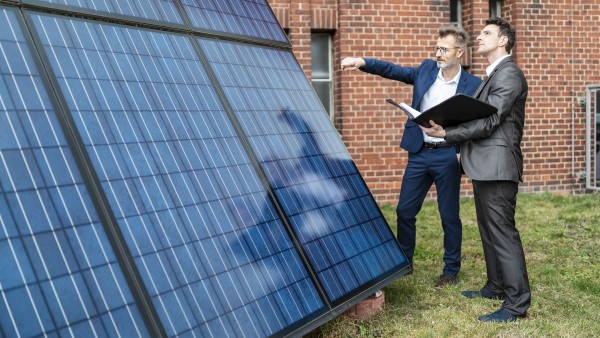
(386, 94), (497, 128)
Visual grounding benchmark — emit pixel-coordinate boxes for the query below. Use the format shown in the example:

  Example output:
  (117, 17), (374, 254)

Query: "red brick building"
(267, 0), (600, 205)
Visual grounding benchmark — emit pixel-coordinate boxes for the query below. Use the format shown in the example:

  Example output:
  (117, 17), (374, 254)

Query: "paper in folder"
(386, 94), (497, 128)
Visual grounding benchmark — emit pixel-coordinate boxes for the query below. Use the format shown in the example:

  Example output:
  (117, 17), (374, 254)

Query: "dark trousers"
(396, 147), (462, 276)
(472, 180), (531, 316)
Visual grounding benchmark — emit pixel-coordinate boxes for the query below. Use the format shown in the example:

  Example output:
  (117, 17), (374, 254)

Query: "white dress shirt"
(486, 54), (511, 76)
(417, 68), (461, 143)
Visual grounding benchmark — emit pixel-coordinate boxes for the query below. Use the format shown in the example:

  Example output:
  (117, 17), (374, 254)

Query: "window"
(450, 0), (462, 27)
(311, 33), (333, 117)
(489, 0), (502, 18)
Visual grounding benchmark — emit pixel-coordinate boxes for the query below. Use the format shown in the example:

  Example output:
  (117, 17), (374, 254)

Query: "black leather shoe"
(478, 308), (525, 322)
(435, 274), (457, 288)
(461, 289), (504, 300)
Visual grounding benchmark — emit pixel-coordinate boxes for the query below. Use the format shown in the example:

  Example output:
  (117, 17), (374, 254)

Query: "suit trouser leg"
(472, 180), (531, 316)
(396, 152), (433, 266)
(430, 148), (462, 276)
(397, 148), (461, 275)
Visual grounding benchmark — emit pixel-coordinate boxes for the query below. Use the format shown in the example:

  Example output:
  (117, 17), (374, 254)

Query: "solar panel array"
(0, 0), (410, 337)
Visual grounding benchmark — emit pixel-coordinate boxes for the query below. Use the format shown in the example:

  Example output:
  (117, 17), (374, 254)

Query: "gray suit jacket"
(444, 56), (527, 182)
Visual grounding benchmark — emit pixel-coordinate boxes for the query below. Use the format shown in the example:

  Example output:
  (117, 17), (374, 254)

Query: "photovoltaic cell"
(30, 12), (326, 337)
(31, 0), (184, 24)
(0, 7), (149, 337)
(198, 38), (409, 303)
(180, 0), (288, 43)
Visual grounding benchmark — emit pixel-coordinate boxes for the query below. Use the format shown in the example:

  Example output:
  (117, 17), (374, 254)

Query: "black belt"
(422, 142), (455, 149)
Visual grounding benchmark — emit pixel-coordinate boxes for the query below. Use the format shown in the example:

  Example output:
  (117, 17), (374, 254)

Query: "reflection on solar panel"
(1, 1), (410, 337)
(199, 39), (407, 303)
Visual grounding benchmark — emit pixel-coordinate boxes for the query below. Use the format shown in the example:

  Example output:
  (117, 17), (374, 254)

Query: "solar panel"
(1, 1), (410, 337)
(0, 7), (148, 337)
(180, 0), (288, 43)
(198, 39), (408, 303)
(28, 0), (185, 24)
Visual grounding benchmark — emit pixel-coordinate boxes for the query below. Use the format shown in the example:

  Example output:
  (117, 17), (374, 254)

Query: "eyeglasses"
(433, 46), (461, 54)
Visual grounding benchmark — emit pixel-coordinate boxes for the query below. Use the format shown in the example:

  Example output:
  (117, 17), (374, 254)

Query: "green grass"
(311, 193), (600, 337)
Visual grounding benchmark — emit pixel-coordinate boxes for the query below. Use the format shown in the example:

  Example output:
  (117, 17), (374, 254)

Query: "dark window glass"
(311, 33), (333, 116)
(490, 0), (503, 17)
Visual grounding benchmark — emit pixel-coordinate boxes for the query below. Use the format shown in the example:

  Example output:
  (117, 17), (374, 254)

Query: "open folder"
(386, 94), (497, 128)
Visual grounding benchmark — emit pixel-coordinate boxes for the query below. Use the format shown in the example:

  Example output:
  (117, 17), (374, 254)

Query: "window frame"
(450, 0), (462, 27)
(311, 32), (334, 119)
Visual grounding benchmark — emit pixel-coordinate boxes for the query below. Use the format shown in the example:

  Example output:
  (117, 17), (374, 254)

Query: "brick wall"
(510, 0), (597, 195)
(268, 0), (599, 205)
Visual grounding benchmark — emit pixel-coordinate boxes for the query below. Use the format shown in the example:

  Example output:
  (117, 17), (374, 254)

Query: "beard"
(437, 58), (457, 71)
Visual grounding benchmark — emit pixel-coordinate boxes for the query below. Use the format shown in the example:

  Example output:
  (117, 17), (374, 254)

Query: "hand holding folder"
(386, 94), (497, 128)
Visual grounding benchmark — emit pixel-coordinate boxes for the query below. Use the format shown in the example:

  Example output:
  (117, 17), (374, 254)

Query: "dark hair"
(438, 24), (467, 49)
(485, 17), (516, 53)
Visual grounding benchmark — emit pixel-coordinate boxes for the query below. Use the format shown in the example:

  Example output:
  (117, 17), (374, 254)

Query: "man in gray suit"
(421, 17), (530, 322)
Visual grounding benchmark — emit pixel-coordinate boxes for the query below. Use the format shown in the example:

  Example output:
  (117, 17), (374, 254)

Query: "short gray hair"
(438, 25), (467, 49)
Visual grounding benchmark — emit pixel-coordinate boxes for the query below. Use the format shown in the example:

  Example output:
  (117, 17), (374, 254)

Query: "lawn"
(312, 192), (600, 337)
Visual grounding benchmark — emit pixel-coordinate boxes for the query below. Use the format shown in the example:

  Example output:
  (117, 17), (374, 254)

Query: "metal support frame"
(585, 84), (600, 191)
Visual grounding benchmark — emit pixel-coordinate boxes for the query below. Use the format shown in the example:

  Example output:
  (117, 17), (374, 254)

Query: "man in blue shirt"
(341, 25), (482, 288)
